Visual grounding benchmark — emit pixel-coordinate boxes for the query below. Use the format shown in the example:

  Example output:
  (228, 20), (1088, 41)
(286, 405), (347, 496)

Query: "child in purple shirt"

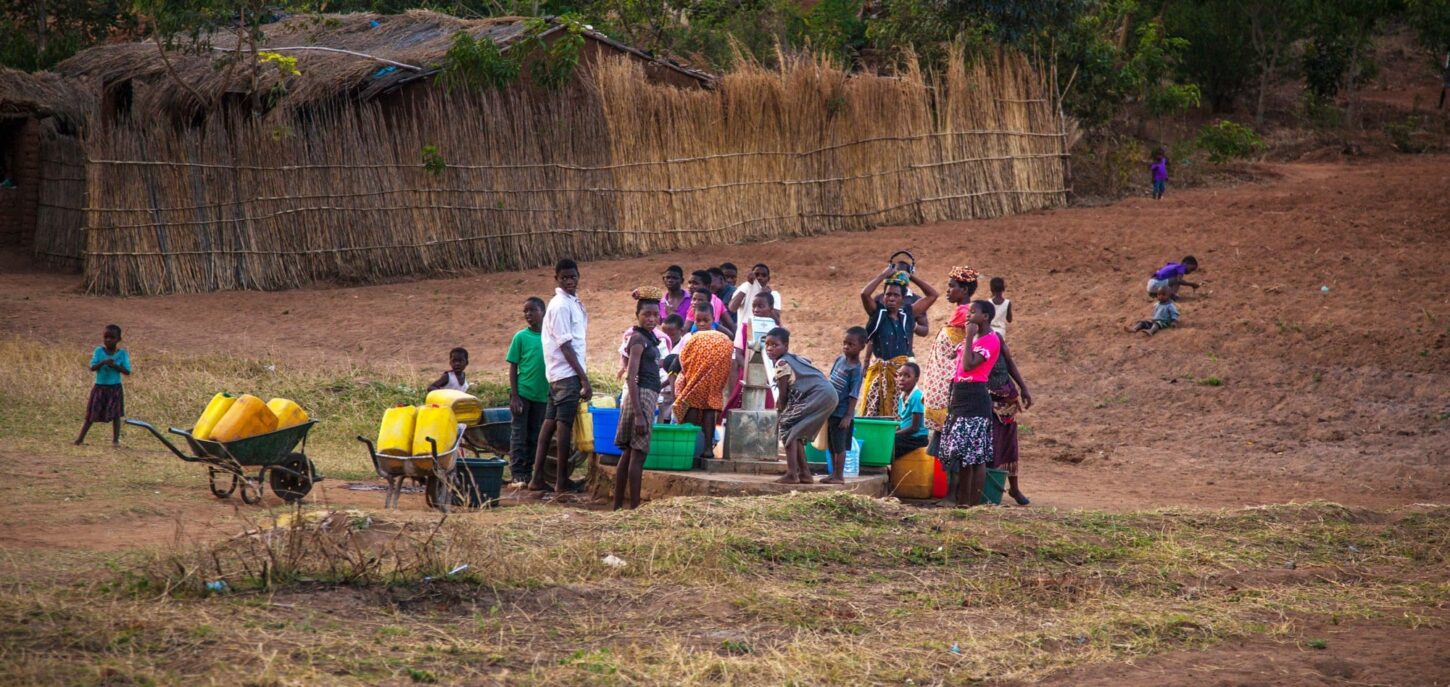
(1146, 256), (1199, 299)
(1150, 151), (1169, 200)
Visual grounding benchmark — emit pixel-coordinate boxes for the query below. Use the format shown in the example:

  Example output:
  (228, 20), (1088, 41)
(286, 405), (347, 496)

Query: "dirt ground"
(4, 156), (1447, 514)
(1, 154), (1448, 686)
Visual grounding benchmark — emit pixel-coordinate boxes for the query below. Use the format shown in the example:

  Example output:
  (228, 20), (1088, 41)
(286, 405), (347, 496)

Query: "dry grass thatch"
(0, 67), (96, 130)
(53, 10), (710, 122)
(83, 48), (1069, 296)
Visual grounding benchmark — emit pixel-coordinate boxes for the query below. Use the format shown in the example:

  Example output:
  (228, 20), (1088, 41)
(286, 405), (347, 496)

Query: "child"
(719, 262), (740, 303)
(690, 286), (733, 338)
(75, 324), (131, 445)
(1150, 150), (1169, 200)
(727, 291), (782, 411)
(764, 327), (837, 485)
(426, 347), (469, 391)
(988, 277), (1012, 339)
(1130, 289), (1180, 336)
(729, 263), (782, 325)
(894, 362), (929, 458)
(1146, 256), (1200, 299)
(615, 288), (663, 510)
(658, 314), (686, 423)
(506, 298), (548, 485)
(822, 327), (866, 484)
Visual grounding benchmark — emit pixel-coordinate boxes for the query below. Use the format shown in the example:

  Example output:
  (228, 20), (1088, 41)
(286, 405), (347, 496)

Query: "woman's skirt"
(857, 355), (908, 418)
(779, 387), (837, 446)
(937, 382), (993, 471)
(938, 416), (993, 471)
(85, 384), (125, 423)
(989, 379), (1022, 475)
(615, 387), (660, 452)
(922, 327), (965, 431)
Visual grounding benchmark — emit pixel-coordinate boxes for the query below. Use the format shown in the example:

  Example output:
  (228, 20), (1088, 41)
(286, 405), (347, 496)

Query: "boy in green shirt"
(507, 297), (549, 484)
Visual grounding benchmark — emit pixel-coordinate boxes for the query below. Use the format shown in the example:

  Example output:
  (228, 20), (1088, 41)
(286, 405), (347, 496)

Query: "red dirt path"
(3, 156), (1448, 513)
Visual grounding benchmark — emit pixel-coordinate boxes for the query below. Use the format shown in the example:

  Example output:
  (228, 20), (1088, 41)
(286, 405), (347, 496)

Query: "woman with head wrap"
(921, 266), (978, 505)
(674, 306), (737, 460)
(856, 263), (939, 418)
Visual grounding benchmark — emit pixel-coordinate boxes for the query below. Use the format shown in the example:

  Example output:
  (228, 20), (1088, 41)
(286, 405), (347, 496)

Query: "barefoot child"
(894, 362), (929, 458)
(507, 298), (548, 485)
(76, 324), (130, 445)
(764, 327), (837, 485)
(988, 277), (1012, 339)
(614, 288), (663, 510)
(1130, 289), (1180, 336)
(427, 347), (470, 391)
(823, 327), (866, 484)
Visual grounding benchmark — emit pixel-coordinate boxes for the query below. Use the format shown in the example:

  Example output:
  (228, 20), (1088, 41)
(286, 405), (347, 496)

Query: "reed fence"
(83, 50), (1069, 296)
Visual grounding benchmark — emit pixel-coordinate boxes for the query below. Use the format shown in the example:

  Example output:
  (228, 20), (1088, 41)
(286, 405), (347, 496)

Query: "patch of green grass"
(1306, 638), (1328, 650)
(1196, 376), (1224, 386)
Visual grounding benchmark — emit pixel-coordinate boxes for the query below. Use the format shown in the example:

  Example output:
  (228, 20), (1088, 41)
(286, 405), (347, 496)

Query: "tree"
(1121, 17), (1200, 136)
(1163, 0), (1256, 113)
(0, 0), (136, 70)
(1244, 0), (1307, 125)
(1301, 0), (1395, 127)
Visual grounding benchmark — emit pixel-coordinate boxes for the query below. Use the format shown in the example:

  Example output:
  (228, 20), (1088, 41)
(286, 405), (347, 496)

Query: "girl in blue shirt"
(76, 324), (131, 445)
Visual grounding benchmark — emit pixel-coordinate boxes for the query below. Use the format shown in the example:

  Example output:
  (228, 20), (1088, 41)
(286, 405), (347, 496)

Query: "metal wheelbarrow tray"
(126, 418), (323, 504)
(356, 424), (467, 512)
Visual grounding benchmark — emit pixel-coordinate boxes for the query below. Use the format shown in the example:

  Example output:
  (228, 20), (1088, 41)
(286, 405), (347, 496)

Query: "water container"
(412, 404), (459, 456)
(377, 404), (416, 456)
(982, 468), (1008, 505)
(643, 423), (698, 470)
(572, 402), (594, 454)
(424, 389), (482, 425)
(852, 417), (898, 467)
(932, 458), (948, 499)
(824, 439), (861, 478)
(266, 398), (309, 429)
(210, 394), (278, 443)
(458, 456), (507, 508)
(193, 392), (236, 441)
(889, 446), (935, 499)
(591, 407), (622, 456)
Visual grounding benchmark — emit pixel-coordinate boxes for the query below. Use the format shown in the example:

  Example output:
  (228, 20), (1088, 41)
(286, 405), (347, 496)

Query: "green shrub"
(1194, 120), (1265, 164)
(1384, 115), (1427, 153)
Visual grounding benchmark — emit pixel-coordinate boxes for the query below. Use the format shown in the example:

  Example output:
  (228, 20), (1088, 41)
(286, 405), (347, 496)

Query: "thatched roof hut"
(54, 10), (713, 124)
(0, 67), (95, 132)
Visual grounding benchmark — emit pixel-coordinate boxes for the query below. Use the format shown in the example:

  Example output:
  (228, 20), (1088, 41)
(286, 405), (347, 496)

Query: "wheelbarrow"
(460, 406), (589, 491)
(356, 424), (466, 512)
(125, 418), (322, 504)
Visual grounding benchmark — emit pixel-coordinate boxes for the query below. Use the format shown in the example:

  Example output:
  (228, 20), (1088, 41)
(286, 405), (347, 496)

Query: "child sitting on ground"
(75, 324), (131, 446)
(894, 362), (929, 457)
(1130, 288), (1180, 336)
(822, 327), (866, 484)
(427, 347), (470, 391)
(1146, 256), (1199, 299)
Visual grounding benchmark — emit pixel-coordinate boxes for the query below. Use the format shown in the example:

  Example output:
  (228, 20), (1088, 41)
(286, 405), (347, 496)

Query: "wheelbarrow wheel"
(208, 468), (238, 498)
(269, 454), (313, 503)
(424, 471), (457, 513)
(239, 476), (264, 505)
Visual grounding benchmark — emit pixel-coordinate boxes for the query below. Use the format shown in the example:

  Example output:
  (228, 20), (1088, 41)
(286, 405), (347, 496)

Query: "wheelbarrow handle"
(124, 418), (196, 462)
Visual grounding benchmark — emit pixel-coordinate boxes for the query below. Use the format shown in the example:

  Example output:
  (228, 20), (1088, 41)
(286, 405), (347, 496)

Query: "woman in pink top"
(938, 300), (1000, 507)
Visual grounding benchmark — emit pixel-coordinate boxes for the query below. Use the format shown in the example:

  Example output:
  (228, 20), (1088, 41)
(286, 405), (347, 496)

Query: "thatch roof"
(0, 67), (96, 131)
(54, 11), (712, 121)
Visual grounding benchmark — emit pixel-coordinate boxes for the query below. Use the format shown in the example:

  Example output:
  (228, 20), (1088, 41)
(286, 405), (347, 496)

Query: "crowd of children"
(475, 254), (1037, 511)
(75, 248), (1204, 512)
